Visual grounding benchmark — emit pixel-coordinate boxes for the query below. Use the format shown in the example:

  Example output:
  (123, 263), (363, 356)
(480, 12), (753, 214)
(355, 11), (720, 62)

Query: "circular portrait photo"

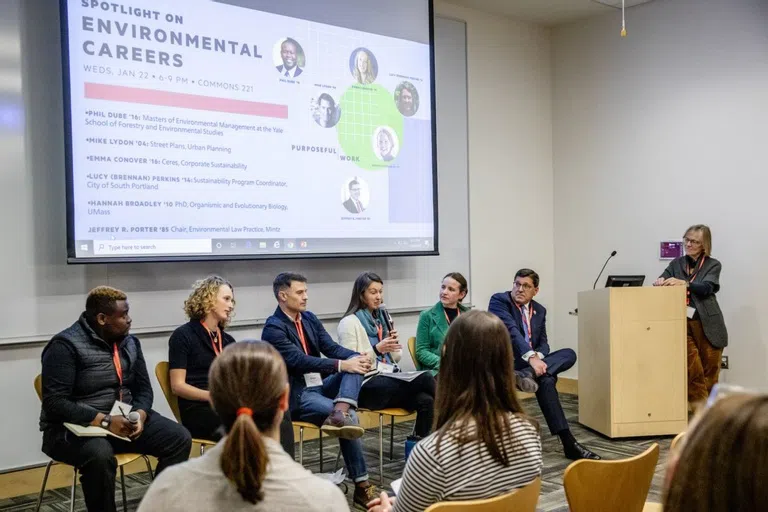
(373, 126), (399, 162)
(273, 37), (305, 78)
(395, 82), (419, 117)
(311, 93), (341, 128)
(349, 48), (378, 85)
(341, 177), (370, 214)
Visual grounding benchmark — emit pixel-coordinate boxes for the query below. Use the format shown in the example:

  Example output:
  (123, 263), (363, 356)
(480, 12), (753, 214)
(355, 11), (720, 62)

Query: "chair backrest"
(564, 443), (659, 512)
(407, 336), (419, 370)
(154, 361), (182, 422)
(670, 431), (685, 452)
(34, 374), (43, 402)
(425, 476), (541, 512)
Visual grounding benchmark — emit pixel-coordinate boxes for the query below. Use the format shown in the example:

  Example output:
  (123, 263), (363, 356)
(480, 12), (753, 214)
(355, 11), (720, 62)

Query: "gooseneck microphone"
(593, 250), (618, 289)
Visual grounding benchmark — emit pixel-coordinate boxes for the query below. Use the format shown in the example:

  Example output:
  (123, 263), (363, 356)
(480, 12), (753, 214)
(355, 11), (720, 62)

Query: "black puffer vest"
(39, 314), (141, 430)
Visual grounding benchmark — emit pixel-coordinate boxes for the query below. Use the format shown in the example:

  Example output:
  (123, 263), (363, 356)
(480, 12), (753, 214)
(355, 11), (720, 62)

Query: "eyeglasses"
(513, 282), (534, 291)
(684, 238), (702, 246)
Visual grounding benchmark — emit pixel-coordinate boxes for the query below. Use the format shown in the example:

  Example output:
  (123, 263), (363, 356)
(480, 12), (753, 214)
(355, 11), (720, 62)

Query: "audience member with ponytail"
(139, 342), (349, 511)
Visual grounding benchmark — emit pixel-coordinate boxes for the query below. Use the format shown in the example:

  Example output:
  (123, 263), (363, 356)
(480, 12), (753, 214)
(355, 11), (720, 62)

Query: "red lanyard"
(376, 323), (383, 341)
(295, 317), (309, 354)
(515, 303), (534, 347)
(444, 308), (460, 325)
(112, 342), (123, 401)
(201, 321), (223, 356)
(686, 256), (706, 306)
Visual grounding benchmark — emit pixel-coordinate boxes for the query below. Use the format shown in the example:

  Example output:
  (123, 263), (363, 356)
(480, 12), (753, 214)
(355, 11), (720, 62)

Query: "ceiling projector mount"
(590, 0), (656, 37)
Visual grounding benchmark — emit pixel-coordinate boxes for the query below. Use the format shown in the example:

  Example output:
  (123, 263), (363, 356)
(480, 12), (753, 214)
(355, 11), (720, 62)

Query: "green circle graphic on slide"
(337, 84), (403, 170)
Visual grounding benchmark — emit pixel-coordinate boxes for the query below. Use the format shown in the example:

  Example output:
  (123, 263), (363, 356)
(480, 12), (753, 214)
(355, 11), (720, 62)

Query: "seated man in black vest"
(40, 286), (192, 512)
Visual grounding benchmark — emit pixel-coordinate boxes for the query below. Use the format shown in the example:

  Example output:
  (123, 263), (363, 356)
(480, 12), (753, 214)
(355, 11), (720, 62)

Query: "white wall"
(436, 1), (555, 316)
(552, 0), (768, 389)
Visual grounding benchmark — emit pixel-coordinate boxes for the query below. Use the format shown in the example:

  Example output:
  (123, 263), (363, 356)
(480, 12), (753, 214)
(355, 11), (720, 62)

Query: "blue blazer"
(262, 307), (357, 413)
(488, 292), (550, 367)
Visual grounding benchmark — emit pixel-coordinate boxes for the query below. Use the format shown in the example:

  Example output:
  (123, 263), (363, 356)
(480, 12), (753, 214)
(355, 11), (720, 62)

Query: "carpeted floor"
(1, 395), (676, 511)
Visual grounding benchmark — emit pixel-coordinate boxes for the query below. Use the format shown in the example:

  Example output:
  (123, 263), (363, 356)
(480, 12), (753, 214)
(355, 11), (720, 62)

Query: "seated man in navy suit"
(261, 272), (381, 508)
(489, 268), (601, 461)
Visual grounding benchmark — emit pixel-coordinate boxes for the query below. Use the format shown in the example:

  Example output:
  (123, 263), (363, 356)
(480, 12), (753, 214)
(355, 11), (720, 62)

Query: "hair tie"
(236, 407), (253, 417)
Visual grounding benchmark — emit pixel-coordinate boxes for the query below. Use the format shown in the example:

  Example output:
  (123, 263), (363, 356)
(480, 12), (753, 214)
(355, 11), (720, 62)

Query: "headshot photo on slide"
(373, 126), (399, 162)
(349, 48), (378, 85)
(274, 37), (305, 78)
(395, 81), (419, 117)
(311, 92), (341, 128)
(341, 177), (369, 214)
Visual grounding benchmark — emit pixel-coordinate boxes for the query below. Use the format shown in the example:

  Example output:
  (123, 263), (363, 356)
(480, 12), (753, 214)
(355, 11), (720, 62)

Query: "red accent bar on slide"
(84, 83), (288, 119)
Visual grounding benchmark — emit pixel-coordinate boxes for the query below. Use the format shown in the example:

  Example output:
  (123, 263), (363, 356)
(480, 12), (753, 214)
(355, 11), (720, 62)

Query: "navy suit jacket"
(488, 292), (550, 366)
(262, 307), (357, 413)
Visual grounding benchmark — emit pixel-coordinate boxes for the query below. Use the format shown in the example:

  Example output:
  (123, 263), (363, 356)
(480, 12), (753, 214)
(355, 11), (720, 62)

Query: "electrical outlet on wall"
(721, 355), (729, 369)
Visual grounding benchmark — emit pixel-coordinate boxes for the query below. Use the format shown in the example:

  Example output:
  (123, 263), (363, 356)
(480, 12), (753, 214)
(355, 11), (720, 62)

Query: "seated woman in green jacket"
(415, 272), (538, 392)
(415, 272), (469, 376)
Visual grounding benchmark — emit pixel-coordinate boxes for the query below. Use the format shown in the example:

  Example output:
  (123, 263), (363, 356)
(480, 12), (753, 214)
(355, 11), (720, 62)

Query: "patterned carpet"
(1, 395), (676, 511)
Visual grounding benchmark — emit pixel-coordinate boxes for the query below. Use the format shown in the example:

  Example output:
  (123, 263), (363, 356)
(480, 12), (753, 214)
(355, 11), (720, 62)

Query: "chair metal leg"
(70, 468), (77, 512)
(35, 460), (54, 512)
(379, 413), (384, 485)
(389, 416), (395, 460)
(143, 455), (154, 480)
(319, 430), (324, 473)
(200, 444), (206, 456)
(299, 426), (304, 465)
(119, 466), (128, 512)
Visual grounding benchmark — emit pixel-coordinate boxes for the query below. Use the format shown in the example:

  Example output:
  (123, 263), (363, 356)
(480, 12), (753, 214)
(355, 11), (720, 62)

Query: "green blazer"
(415, 301), (470, 376)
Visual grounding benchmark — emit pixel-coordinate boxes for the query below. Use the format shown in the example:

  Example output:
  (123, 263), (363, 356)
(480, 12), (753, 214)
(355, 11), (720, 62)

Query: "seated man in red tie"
(343, 179), (365, 214)
(488, 269), (601, 461)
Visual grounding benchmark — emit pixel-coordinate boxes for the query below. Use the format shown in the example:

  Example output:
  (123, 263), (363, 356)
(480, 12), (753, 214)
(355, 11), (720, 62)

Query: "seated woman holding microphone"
(337, 272), (436, 439)
(139, 341), (349, 511)
(168, 275), (294, 455)
(415, 272), (538, 393)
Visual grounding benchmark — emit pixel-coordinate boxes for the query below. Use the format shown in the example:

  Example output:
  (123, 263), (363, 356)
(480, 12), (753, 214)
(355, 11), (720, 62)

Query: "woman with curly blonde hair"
(169, 276), (238, 442)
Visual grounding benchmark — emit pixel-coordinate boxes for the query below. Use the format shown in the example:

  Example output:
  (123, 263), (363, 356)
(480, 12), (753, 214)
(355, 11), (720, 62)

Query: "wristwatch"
(100, 414), (112, 429)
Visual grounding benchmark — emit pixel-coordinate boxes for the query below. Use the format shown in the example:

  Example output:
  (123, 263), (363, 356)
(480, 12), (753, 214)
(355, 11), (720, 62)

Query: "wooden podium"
(577, 287), (688, 438)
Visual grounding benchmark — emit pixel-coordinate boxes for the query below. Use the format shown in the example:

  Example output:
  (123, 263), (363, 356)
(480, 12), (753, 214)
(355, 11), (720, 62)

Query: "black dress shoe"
(564, 441), (602, 461)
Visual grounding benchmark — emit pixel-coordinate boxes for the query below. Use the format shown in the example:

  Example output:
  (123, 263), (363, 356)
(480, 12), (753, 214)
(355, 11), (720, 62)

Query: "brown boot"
(353, 483), (382, 510)
(321, 410), (365, 439)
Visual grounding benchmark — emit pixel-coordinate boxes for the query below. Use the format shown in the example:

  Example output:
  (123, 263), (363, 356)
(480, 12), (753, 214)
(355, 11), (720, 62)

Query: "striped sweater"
(393, 413), (542, 512)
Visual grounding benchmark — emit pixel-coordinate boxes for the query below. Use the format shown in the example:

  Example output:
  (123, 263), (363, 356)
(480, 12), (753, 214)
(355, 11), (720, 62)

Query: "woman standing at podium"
(653, 225), (728, 406)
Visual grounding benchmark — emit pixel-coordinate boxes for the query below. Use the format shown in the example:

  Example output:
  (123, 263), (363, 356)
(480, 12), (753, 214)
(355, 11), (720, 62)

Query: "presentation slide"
(61, 0), (436, 261)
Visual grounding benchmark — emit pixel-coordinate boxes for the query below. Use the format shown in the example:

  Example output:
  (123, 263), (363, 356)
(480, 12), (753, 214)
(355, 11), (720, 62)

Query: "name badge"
(303, 373), (323, 387)
(378, 362), (396, 374)
(687, 306), (696, 319)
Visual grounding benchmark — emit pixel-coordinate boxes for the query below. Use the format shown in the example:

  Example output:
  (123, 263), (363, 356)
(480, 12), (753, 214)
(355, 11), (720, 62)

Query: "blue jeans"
(297, 372), (368, 482)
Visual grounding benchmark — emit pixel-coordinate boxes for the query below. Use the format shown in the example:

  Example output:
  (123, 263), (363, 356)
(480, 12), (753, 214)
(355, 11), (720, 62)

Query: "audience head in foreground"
(139, 341), (349, 511)
(368, 310), (543, 512)
(664, 393), (768, 512)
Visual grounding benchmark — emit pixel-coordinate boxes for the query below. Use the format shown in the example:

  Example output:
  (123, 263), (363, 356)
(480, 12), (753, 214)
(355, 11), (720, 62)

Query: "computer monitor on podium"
(605, 275), (645, 288)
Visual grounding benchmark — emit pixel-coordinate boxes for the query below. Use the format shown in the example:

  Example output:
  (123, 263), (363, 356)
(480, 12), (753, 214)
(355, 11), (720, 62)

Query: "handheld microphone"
(593, 250), (618, 290)
(379, 304), (394, 332)
(128, 411), (141, 426)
